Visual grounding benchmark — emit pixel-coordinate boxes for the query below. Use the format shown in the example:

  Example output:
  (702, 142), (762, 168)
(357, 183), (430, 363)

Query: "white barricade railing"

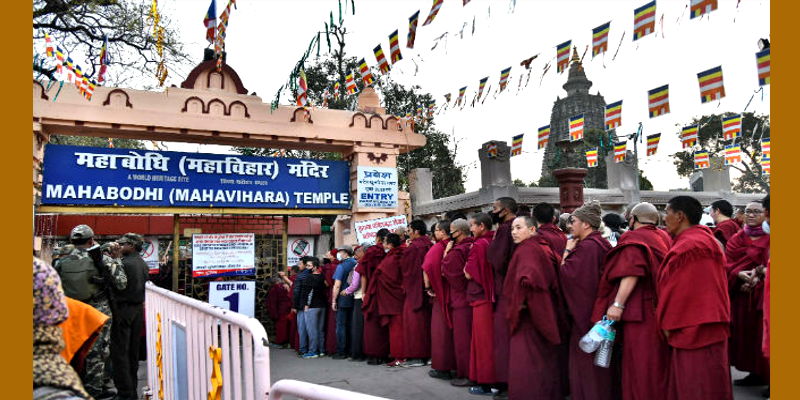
(267, 380), (392, 400)
(144, 282), (270, 400)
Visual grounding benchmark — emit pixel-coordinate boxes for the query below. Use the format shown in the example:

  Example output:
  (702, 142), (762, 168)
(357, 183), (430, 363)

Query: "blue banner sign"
(41, 145), (351, 209)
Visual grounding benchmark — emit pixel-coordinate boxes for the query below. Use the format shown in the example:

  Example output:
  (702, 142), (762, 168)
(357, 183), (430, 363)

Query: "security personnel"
(110, 233), (150, 400)
(55, 225), (127, 398)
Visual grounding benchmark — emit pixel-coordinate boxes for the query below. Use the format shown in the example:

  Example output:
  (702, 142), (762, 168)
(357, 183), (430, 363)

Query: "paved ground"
(135, 349), (768, 399)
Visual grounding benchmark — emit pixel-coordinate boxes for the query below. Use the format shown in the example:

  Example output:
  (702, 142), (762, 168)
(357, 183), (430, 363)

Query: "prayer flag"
(98, 35), (109, 84)
(333, 82), (340, 100)
(697, 66), (725, 103)
(408, 10), (420, 48)
(586, 148), (599, 167)
(633, 1), (656, 41)
(648, 84), (670, 118)
(423, 0), (444, 26)
(204, 0), (217, 45)
(694, 150), (710, 169)
(724, 144), (741, 165)
(722, 114), (742, 140)
(520, 55), (538, 69)
(322, 90), (329, 108)
(761, 156), (770, 175)
(511, 134), (524, 156)
(374, 45), (391, 74)
(45, 33), (54, 58)
(756, 48), (770, 86)
(416, 105), (424, 119)
(74, 65), (84, 89)
(499, 67), (512, 92)
(682, 125), (699, 148)
(487, 142), (498, 158)
(538, 125), (551, 149)
(444, 93), (452, 103)
(427, 100), (436, 119)
(592, 22), (610, 58)
(64, 57), (75, 82)
(557, 41), (571, 74)
(605, 100), (623, 130)
(358, 58), (375, 86)
(690, 0), (717, 19)
(646, 133), (661, 156)
(477, 77), (489, 101)
(85, 80), (96, 101)
(389, 30), (403, 64)
(569, 114), (585, 142)
(614, 141), (627, 163)
(761, 138), (770, 158)
(456, 86), (467, 106)
(345, 71), (359, 95)
(55, 46), (64, 62)
(297, 68), (309, 106)
(463, 0), (471, 5)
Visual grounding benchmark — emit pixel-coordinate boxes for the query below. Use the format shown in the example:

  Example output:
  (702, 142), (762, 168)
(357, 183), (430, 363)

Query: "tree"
(671, 112), (769, 193)
(49, 135), (145, 150)
(33, 0), (191, 88)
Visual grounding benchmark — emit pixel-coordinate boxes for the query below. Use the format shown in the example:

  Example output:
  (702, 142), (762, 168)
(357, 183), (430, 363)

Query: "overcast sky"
(156, 0), (770, 193)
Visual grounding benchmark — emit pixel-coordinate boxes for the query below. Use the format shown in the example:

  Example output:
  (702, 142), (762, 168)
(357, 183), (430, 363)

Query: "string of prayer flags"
(487, 142), (498, 158)
(633, 1), (656, 41)
(345, 71), (359, 95)
(408, 11), (420, 49)
(373, 45), (391, 73)
(204, 0), (217, 44)
(586, 148), (599, 167)
(592, 22), (610, 58)
(648, 84), (670, 118)
(98, 35), (109, 85)
(477, 77), (489, 101)
(296, 68), (309, 106)
(761, 137), (770, 158)
(690, 0), (717, 19)
(761, 156), (770, 175)
(646, 133), (661, 156)
(456, 86), (467, 106)
(722, 114), (742, 140)
(511, 134), (524, 156)
(682, 125), (699, 148)
(614, 141), (627, 163)
(724, 144), (741, 165)
(538, 125), (551, 149)
(499, 67), (512, 92)
(358, 58), (375, 86)
(45, 33), (54, 57)
(756, 48), (770, 86)
(569, 114), (585, 142)
(697, 66), (725, 103)
(605, 101), (622, 130)
(694, 150), (710, 169)
(423, 0), (444, 26)
(333, 82), (340, 100)
(556, 41), (571, 73)
(389, 30), (403, 64)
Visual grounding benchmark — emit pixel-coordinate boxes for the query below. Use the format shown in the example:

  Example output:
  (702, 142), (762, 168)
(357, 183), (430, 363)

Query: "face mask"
(762, 221), (770, 235)
(336, 253), (344, 261)
(449, 231), (459, 240)
(491, 210), (503, 224)
(385, 248), (390, 253)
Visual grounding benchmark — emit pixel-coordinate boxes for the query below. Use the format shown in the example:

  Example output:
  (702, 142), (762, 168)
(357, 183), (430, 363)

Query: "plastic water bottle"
(579, 318), (609, 353)
(594, 322), (617, 368)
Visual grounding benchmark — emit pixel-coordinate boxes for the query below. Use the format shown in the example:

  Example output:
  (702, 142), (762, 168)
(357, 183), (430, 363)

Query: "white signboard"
(357, 166), (398, 209)
(192, 233), (255, 278)
(355, 215), (408, 245)
(287, 236), (315, 267)
(208, 281), (256, 318)
(141, 237), (160, 274)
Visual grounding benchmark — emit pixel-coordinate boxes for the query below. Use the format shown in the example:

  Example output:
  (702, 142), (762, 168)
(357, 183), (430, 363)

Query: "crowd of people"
(266, 194), (771, 400)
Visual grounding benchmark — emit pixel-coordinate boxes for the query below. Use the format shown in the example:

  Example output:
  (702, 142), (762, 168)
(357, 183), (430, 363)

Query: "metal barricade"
(144, 282), (270, 400)
(267, 380), (391, 400)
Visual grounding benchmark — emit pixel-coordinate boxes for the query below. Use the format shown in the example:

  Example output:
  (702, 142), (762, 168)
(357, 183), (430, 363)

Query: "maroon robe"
(714, 218), (742, 249)
(465, 231), (496, 384)
(504, 236), (565, 400)
(401, 236), (433, 359)
(442, 236), (476, 379)
(375, 244), (406, 358)
(537, 222), (568, 256)
(422, 239), (456, 371)
(323, 261), (338, 355)
(725, 229), (770, 379)
(559, 230), (615, 400)
(266, 283), (293, 344)
(486, 219), (514, 384)
(763, 259), (770, 359)
(657, 225), (732, 400)
(359, 244), (389, 359)
(591, 226), (671, 400)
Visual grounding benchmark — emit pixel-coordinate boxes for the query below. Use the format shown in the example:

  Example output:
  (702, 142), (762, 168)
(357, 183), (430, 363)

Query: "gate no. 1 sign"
(208, 281), (256, 318)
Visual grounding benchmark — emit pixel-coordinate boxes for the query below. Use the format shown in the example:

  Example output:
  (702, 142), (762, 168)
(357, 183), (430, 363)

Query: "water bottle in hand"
(594, 322), (617, 368)
(579, 318), (609, 353)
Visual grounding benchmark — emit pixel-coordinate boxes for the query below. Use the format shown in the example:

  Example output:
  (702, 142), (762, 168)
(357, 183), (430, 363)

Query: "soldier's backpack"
(56, 254), (101, 301)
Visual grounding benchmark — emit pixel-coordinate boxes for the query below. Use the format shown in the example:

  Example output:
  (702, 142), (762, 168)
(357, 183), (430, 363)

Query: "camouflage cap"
(117, 232), (144, 247)
(70, 224), (94, 240)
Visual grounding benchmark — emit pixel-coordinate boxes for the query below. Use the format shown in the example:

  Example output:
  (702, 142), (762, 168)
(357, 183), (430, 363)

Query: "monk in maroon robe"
(464, 213), (496, 389)
(400, 221), (433, 364)
(762, 195), (770, 366)
(359, 231), (390, 363)
(533, 202), (568, 255)
(422, 221), (456, 378)
(559, 201), (616, 400)
(374, 234), (407, 365)
(591, 202), (671, 400)
(442, 218), (477, 386)
(486, 197), (518, 396)
(266, 279), (293, 346)
(726, 201), (770, 386)
(710, 200), (742, 250)
(323, 249), (339, 355)
(657, 196), (732, 400)
(505, 216), (565, 400)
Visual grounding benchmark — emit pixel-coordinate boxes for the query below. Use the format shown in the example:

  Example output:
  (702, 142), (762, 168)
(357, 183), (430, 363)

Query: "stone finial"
(357, 87), (385, 114)
(570, 46), (581, 64)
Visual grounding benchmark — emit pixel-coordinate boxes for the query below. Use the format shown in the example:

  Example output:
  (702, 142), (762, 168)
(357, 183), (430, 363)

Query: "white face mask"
(762, 221), (770, 235)
(385, 248), (390, 253)
(336, 253), (344, 261)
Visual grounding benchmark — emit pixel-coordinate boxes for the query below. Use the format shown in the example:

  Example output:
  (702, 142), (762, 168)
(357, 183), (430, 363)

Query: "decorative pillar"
(553, 168), (588, 213)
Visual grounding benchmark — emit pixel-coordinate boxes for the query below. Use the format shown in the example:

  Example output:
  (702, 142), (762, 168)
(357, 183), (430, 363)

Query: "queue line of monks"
(265, 194), (771, 400)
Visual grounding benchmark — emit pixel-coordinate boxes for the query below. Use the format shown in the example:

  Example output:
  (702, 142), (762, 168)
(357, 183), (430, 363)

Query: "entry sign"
(357, 166), (398, 209)
(208, 281), (255, 318)
(287, 236), (314, 267)
(192, 233), (255, 278)
(141, 237), (160, 274)
(355, 215), (408, 244)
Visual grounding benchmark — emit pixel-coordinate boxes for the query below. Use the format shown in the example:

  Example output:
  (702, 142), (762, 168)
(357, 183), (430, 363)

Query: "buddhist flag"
(408, 10), (420, 48)
(358, 58), (375, 86)
(74, 65), (84, 89)
(761, 138), (770, 158)
(444, 93), (452, 104)
(694, 150), (710, 169)
(345, 71), (359, 95)
(690, 0), (717, 19)
(697, 66), (725, 104)
(605, 101), (622, 130)
(648, 84), (670, 118)
(499, 67), (512, 92)
(64, 57), (75, 82)
(98, 35), (109, 84)
(761, 156), (770, 175)
(477, 77), (489, 101)
(538, 125), (551, 149)
(423, 0), (444, 26)
(614, 141), (627, 163)
(569, 114), (585, 142)
(55, 46), (65, 75)
(487, 142), (498, 158)
(374, 45), (391, 74)
(511, 134), (524, 156)
(586, 148), (599, 167)
(333, 82), (340, 100)
(427, 100), (436, 119)
(203, 0), (217, 45)
(724, 144), (741, 165)
(722, 114), (742, 140)
(633, 1), (656, 41)
(296, 68), (309, 106)
(682, 125), (699, 148)
(646, 133), (661, 156)
(322, 90), (329, 108)
(85, 80), (96, 101)
(389, 30), (403, 64)
(44, 33), (54, 58)
(556, 41), (571, 74)
(456, 86), (467, 106)
(756, 48), (770, 86)
(592, 22), (610, 58)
